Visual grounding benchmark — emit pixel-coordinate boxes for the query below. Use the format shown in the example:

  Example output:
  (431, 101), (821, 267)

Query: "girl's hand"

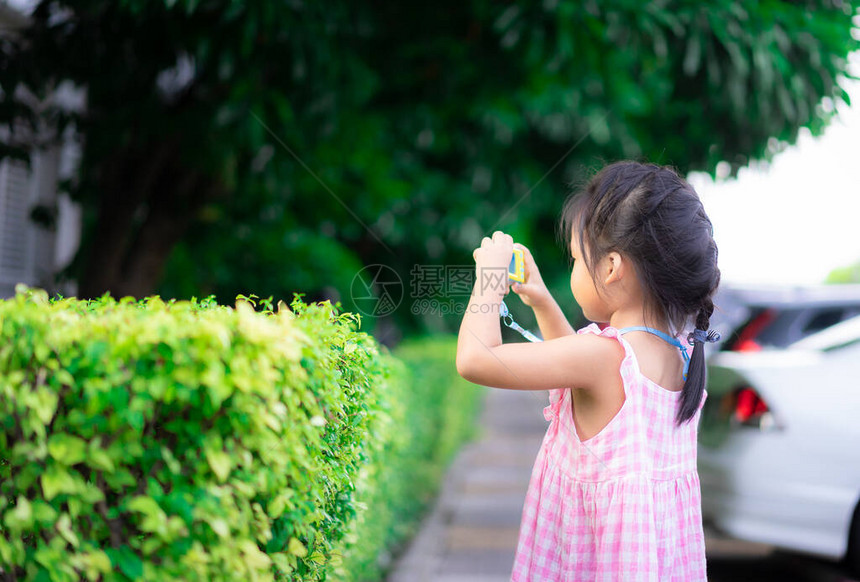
(472, 231), (514, 301)
(510, 243), (552, 309)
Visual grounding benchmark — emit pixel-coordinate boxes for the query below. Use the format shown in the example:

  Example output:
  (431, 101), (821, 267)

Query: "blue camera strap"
(499, 300), (543, 343)
(618, 326), (690, 380)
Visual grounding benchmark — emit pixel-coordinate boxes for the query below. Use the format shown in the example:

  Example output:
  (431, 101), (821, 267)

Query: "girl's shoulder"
(575, 323), (630, 351)
(575, 323), (641, 381)
(579, 323), (686, 394)
(561, 323), (628, 388)
(576, 322), (619, 338)
(577, 322), (632, 357)
(571, 323), (626, 357)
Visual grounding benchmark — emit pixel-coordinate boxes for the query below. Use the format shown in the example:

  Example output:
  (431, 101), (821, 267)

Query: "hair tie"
(688, 328), (720, 346)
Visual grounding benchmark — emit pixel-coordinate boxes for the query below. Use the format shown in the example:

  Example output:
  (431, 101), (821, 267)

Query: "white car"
(698, 285), (860, 574)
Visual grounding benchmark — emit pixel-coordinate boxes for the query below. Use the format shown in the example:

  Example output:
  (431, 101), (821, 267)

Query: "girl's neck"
(607, 307), (670, 334)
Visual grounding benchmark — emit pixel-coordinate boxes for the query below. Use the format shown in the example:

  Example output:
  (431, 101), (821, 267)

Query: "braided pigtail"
(676, 299), (717, 425)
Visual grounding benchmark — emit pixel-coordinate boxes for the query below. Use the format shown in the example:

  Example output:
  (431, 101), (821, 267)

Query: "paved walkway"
(387, 388), (546, 582)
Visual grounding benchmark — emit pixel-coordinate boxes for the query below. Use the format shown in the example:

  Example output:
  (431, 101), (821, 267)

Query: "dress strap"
(618, 326), (691, 380)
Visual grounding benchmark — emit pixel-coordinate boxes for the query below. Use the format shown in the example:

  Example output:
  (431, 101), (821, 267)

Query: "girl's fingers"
(491, 231), (514, 245)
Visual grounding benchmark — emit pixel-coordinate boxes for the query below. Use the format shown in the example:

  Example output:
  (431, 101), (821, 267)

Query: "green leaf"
(160, 446), (181, 474)
(127, 496), (161, 516)
(127, 496), (167, 536)
(77, 549), (112, 579)
(87, 438), (116, 473)
(204, 445), (232, 483)
(48, 433), (87, 465)
(683, 32), (703, 76)
(55, 368), (74, 387)
(110, 545), (143, 580)
(3, 496), (33, 531)
(209, 517), (229, 538)
(267, 492), (288, 519)
(141, 537), (162, 556)
(30, 386), (59, 425)
(31, 500), (58, 523)
(287, 537), (307, 557)
(270, 552), (296, 575)
(104, 468), (137, 489)
(240, 539), (271, 569)
(41, 465), (76, 500)
(56, 513), (80, 548)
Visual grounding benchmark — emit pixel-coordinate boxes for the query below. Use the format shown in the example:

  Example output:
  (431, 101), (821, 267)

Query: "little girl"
(456, 161), (720, 581)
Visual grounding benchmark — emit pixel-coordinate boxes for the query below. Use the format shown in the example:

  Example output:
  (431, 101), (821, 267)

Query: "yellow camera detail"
(508, 248), (525, 283)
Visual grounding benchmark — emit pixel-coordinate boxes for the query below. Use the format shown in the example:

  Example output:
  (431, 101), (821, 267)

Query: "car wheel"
(847, 499), (860, 576)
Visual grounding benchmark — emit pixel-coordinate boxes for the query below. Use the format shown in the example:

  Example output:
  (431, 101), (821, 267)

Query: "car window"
(802, 308), (849, 334)
(722, 305), (860, 351)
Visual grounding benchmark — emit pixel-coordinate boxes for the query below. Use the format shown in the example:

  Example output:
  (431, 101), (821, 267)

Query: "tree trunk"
(77, 143), (172, 298)
(77, 140), (217, 299)
(114, 170), (214, 298)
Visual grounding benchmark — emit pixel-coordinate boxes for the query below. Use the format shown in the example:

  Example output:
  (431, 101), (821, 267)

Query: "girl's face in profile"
(569, 234), (609, 322)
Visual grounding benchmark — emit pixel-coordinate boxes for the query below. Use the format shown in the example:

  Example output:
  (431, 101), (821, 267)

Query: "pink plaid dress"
(511, 324), (707, 581)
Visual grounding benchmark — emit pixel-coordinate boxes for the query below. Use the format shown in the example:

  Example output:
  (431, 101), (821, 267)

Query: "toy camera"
(508, 248), (525, 283)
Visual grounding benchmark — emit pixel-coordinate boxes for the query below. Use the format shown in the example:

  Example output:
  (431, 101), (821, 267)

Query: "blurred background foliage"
(1, 0), (858, 342)
(827, 259), (860, 283)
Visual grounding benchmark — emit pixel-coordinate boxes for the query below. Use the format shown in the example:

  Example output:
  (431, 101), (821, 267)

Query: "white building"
(0, 0), (81, 298)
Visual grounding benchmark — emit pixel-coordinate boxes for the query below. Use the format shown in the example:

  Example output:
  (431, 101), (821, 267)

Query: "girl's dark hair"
(560, 161), (720, 426)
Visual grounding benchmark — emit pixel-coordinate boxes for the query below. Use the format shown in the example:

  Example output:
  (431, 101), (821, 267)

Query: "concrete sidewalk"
(386, 388), (547, 582)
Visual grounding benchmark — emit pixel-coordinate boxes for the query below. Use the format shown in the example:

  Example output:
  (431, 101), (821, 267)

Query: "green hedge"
(0, 287), (484, 581)
(332, 336), (484, 581)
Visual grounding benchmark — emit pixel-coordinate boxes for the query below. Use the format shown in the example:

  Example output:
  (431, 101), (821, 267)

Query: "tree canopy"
(2, 0), (858, 337)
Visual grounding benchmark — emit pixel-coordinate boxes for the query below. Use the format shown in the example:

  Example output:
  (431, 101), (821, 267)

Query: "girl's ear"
(603, 252), (625, 285)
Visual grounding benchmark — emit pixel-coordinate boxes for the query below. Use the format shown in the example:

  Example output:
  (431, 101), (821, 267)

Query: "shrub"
(0, 286), (388, 581)
(332, 336), (485, 581)
(0, 287), (485, 581)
